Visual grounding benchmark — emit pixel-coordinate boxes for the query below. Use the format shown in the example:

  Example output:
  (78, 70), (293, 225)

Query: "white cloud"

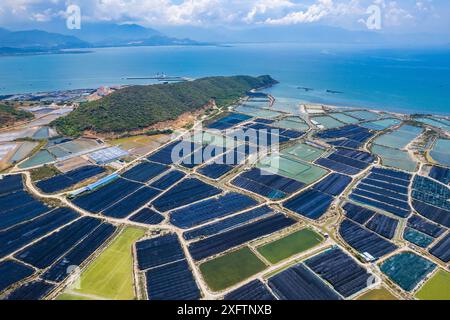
(265, 0), (332, 25)
(31, 9), (54, 22)
(384, 1), (414, 26)
(244, 0), (295, 23)
(0, 0), (448, 33)
(263, 0), (364, 25)
(415, 0), (434, 12)
(81, 0), (228, 25)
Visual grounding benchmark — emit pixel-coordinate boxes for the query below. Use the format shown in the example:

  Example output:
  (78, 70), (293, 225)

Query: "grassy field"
(415, 270), (450, 300)
(30, 164), (60, 181)
(59, 227), (146, 300)
(199, 247), (267, 291)
(109, 134), (169, 149)
(357, 287), (398, 300)
(56, 293), (93, 300)
(257, 229), (324, 264)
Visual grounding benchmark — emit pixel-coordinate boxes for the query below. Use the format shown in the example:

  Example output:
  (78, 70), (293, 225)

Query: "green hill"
(0, 104), (34, 127)
(52, 75), (276, 136)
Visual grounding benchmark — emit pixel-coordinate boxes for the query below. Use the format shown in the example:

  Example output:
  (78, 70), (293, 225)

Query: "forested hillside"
(0, 104), (34, 127)
(52, 75), (276, 136)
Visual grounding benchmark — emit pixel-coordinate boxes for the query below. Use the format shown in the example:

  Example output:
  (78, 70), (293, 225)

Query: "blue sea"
(0, 43), (449, 115)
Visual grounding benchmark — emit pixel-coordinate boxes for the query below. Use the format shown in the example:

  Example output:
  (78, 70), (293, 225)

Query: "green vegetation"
(117, 129), (173, 139)
(257, 229), (324, 264)
(144, 129), (173, 136)
(199, 247), (267, 291)
(56, 293), (93, 301)
(30, 164), (60, 181)
(63, 227), (145, 300)
(0, 103), (34, 127)
(357, 287), (398, 300)
(415, 270), (450, 300)
(52, 75), (277, 136)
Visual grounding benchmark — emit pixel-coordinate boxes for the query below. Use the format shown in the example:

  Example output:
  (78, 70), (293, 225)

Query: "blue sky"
(1, 0), (449, 34)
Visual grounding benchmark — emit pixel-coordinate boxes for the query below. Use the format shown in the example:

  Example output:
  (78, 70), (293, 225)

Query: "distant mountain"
(61, 23), (202, 47)
(0, 47), (56, 55)
(159, 24), (384, 43)
(1, 22), (448, 52)
(63, 23), (161, 45)
(118, 35), (199, 47)
(160, 24), (450, 46)
(0, 23), (203, 54)
(0, 29), (90, 49)
(236, 24), (384, 44)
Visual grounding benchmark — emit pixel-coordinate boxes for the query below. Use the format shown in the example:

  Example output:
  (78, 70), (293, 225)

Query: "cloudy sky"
(1, 0), (449, 34)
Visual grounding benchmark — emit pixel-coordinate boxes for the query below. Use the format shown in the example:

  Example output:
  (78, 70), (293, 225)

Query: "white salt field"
(430, 138), (450, 167)
(9, 141), (38, 163)
(257, 153), (327, 184)
(282, 142), (325, 162)
(311, 115), (345, 129)
(17, 138), (104, 169)
(305, 105), (326, 114)
(416, 117), (450, 131)
(329, 112), (360, 124)
(344, 110), (380, 121)
(360, 118), (402, 131)
(373, 125), (423, 149)
(271, 97), (302, 115)
(371, 144), (418, 172)
(370, 124), (423, 172)
(0, 143), (16, 161)
(88, 146), (129, 164)
(234, 105), (283, 119)
(32, 127), (50, 140)
(306, 109), (326, 114)
(0, 128), (37, 142)
(51, 139), (101, 155)
(242, 100), (270, 109)
(26, 114), (61, 127)
(190, 131), (239, 149)
(18, 149), (56, 169)
(49, 106), (74, 115)
(272, 117), (309, 131)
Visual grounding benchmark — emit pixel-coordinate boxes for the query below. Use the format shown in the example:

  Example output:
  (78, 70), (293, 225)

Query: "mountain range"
(0, 23), (201, 54)
(1, 21), (449, 55)
(61, 23), (199, 47)
(0, 29), (89, 50)
(159, 24), (450, 46)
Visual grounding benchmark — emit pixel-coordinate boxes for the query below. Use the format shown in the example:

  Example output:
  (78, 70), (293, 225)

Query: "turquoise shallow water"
(0, 43), (449, 115)
(430, 139), (450, 166)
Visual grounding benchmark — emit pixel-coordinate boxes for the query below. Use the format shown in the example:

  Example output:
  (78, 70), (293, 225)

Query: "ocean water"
(0, 43), (449, 115)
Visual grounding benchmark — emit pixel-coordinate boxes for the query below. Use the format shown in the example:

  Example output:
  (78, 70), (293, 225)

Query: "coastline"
(2, 84), (450, 119)
(0, 49), (93, 57)
(1, 44), (449, 115)
(274, 93), (450, 117)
